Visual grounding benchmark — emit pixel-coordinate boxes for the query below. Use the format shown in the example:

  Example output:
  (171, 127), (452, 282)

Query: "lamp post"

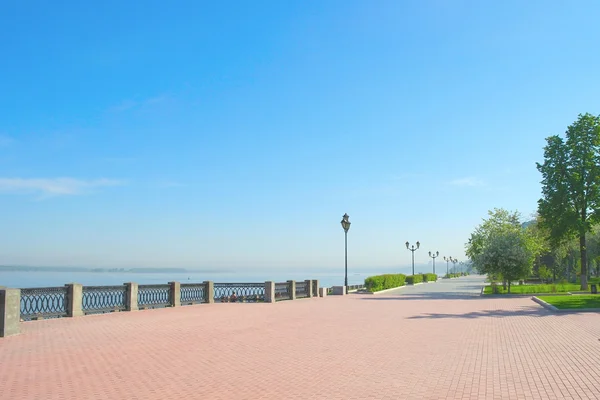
(341, 213), (351, 288)
(459, 261), (465, 274)
(405, 241), (420, 276)
(428, 251), (439, 275)
(451, 258), (458, 274)
(443, 256), (452, 276)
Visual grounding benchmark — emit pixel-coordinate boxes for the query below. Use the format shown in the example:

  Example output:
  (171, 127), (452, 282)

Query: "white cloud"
(0, 177), (124, 197)
(108, 94), (170, 113)
(447, 177), (485, 187)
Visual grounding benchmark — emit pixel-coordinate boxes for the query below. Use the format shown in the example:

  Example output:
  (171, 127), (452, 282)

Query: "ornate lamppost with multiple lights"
(451, 258), (458, 274)
(443, 256), (452, 276)
(428, 251), (439, 275)
(340, 213), (351, 288)
(406, 241), (420, 276)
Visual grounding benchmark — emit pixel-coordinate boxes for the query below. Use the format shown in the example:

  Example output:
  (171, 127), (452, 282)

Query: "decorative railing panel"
(20, 287), (68, 321)
(213, 283), (264, 302)
(275, 282), (291, 301)
(180, 283), (207, 305)
(138, 284), (171, 308)
(295, 281), (309, 298)
(312, 280), (319, 297)
(347, 284), (365, 292)
(82, 285), (126, 314)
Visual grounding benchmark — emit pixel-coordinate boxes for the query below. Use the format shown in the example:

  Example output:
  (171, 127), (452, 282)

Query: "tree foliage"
(466, 209), (542, 291)
(537, 113), (600, 289)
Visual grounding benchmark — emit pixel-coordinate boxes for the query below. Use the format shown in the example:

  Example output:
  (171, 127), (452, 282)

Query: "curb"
(364, 285), (409, 295)
(531, 296), (600, 313)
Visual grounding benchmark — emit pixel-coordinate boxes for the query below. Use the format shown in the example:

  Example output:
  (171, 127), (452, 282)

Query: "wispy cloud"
(0, 177), (124, 198)
(108, 95), (170, 113)
(154, 181), (187, 188)
(447, 177), (485, 187)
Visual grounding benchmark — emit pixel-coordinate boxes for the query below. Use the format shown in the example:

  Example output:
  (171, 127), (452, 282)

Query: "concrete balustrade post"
(125, 282), (139, 311)
(312, 279), (320, 297)
(65, 283), (84, 317)
(203, 281), (214, 304)
(0, 288), (21, 337)
(305, 280), (313, 298)
(264, 281), (276, 303)
(287, 280), (296, 300)
(169, 281), (181, 307)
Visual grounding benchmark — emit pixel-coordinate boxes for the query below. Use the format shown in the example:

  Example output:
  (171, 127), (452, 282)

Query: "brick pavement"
(1, 277), (600, 400)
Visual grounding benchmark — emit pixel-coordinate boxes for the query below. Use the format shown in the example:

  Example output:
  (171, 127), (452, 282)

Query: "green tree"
(466, 208), (522, 264)
(474, 229), (536, 293)
(537, 113), (600, 290)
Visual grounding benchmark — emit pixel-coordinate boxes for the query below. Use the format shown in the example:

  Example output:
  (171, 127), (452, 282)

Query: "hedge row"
(405, 273), (438, 284)
(445, 272), (468, 278)
(364, 273), (406, 292)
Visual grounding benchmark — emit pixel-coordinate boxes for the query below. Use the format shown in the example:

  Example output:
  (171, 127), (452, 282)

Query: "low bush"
(483, 283), (581, 295)
(406, 274), (424, 285)
(364, 273), (406, 292)
(422, 273), (437, 282)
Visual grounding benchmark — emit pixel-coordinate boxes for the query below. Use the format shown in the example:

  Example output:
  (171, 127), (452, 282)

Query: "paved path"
(2, 276), (600, 400)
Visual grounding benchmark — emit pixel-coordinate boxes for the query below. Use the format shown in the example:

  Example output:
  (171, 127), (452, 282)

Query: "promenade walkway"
(2, 276), (600, 400)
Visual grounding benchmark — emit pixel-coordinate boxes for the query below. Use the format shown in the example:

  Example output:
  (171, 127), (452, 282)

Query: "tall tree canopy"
(537, 113), (600, 290)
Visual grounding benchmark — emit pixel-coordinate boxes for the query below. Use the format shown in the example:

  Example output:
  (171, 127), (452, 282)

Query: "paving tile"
(1, 277), (599, 399)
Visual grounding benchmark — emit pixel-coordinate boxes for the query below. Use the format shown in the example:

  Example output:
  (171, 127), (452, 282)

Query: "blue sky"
(1, 1), (599, 273)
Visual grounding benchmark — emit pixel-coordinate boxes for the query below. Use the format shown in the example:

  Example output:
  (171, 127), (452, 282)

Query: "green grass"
(483, 283), (582, 295)
(537, 295), (600, 310)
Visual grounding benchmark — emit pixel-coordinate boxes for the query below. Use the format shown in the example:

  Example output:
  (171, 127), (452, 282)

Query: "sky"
(1, 0), (599, 273)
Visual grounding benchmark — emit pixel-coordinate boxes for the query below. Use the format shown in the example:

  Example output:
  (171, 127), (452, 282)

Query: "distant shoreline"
(0, 266), (229, 274)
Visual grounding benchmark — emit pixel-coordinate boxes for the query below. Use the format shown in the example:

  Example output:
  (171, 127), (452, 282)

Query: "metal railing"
(275, 282), (291, 301)
(295, 281), (309, 298)
(82, 285), (127, 314)
(138, 284), (171, 308)
(20, 287), (68, 321)
(213, 283), (265, 302)
(180, 283), (207, 305)
(346, 284), (365, 292)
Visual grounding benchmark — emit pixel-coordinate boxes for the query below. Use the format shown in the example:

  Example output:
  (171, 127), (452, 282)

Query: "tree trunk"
(507, 281), (511, 294)
(580, 232), (588, 290)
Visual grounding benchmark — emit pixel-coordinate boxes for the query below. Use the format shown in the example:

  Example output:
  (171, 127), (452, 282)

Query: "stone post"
(305, 279), (313, 298)
(125, 282), (139, 311)
(65, 283), (84, 317)
(0, 288), (21, 337)
(264, 281), (276, 303)
(318, 287), (328, 297)
(203, 281), (214, 304)
(312, 280), (319, 297)
(332, 286), (346, 295)
(169, 281), (181, 307)
(287, 280), (296, 300)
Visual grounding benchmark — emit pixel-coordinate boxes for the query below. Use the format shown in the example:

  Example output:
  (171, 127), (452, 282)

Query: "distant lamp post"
(459, 261), (465, 274)
(443, 256), (452, 276)
(451, 258), (458, 273)
(341, 213), (351, 287)
(405, 241), (420, 276)
(428, 251), (439, 275)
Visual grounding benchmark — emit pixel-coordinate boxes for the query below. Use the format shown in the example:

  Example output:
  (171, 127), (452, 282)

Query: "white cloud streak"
(0, 177), (124, 197)
(447, 177), (485, 187)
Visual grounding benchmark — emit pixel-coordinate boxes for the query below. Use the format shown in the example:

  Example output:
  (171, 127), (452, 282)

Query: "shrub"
(406, 274), (424, 285)
(364, 273), (406, 292)
(423, 273), (437, 282)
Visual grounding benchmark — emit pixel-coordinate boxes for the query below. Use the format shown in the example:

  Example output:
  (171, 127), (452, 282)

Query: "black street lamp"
(459, 261), (464, 274)
(428, 251), (439, 275)
(405, 241), (420, 276)
(443, 256), (452, 276)
(341, 213), (351, 288)
(452, 258), (459, 274)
